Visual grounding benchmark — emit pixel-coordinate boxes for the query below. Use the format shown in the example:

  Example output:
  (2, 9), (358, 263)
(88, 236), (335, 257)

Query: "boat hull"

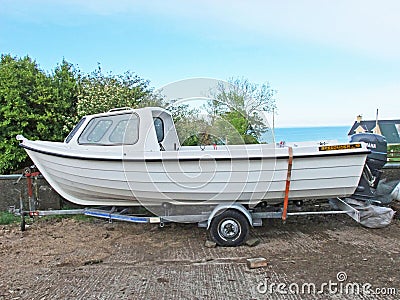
(23, 143), (368, 207)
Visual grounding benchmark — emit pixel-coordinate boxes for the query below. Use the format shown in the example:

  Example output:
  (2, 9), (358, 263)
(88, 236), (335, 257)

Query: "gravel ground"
(0, 203), (399, 300)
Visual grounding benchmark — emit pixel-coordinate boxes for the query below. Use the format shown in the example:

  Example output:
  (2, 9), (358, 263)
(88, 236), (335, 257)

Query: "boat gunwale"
(21, 143), (371, 162)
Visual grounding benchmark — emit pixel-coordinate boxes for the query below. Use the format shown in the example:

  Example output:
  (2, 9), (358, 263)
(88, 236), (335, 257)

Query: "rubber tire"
(209, 209), (249, 247)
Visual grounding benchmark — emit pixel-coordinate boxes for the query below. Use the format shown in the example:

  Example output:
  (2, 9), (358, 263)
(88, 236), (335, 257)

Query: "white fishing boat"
(17, 107), (376, 208)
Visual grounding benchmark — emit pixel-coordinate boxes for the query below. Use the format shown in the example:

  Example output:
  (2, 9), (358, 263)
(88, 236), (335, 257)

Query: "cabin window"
(78, 113), (139, 145)
(109, 118), (139, 144)
(154, 117), (164, 142)
(65, 117), (86, 143)
(87, 120), (113, 142)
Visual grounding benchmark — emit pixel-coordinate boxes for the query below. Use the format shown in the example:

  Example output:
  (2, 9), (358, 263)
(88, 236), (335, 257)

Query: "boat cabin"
(64, 107), (181, 151)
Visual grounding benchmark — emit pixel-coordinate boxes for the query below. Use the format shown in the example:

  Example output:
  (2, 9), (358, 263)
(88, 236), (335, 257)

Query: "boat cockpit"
(64, 107), (181, 152)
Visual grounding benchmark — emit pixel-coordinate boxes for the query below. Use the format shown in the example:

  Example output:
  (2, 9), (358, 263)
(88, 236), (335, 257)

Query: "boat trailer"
(10, 167), (374, 247)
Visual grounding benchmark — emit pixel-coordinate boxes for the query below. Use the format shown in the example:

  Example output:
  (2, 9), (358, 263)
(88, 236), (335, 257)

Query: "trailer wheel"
(209, 209), (249, 246)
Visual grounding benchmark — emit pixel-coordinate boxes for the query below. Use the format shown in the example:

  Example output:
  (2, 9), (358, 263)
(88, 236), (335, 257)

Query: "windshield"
(78, 113), (140, 145)
(65, 117), (86, 143)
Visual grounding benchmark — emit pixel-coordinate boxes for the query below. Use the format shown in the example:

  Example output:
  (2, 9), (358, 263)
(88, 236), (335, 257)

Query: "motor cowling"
(350, 133), (387, 177)
(350, 133), (390, 202)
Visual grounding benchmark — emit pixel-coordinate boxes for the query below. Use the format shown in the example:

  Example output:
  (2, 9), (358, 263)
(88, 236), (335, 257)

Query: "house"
(348, 115), (400, 144)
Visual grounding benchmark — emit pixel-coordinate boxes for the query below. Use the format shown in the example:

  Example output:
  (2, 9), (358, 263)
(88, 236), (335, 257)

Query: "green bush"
(0, 55), (158, 174)
(0, 55), (79, 173)
(77, 65), (161, 117)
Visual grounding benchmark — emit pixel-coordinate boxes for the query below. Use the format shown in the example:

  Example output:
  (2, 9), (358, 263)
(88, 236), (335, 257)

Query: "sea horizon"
(269, 125), (351, 143)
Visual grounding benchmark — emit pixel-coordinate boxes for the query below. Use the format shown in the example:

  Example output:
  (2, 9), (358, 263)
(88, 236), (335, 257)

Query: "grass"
(0, 210), (92, 226)
(39, 214), (92, 222)
(71, 214), (92, 222)
(389, 158), (400, 162)
(0, 211), (20, 225)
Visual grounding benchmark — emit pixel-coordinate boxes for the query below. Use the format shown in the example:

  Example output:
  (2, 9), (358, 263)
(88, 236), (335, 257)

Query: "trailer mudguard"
(206, 203), (253, 229)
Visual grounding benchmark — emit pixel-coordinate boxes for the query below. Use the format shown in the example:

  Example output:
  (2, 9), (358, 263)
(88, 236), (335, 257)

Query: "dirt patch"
(0, 209), (399, 299)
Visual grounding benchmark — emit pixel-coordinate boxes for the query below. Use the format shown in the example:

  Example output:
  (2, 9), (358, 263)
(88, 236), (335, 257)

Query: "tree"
(0, 55), (81, 173)
(0, 55), (49, 172)
(0, 56), (162, 173)
(51, 59), (81, 136)
(207, 77), (277, 144)
(167, 104), (209, 146)
(77, 65), (161, 117)
(166, 78), (277, 147)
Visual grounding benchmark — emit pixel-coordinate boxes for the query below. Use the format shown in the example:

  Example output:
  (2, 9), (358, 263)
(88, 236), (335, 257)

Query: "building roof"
(348, 119), (400, 143)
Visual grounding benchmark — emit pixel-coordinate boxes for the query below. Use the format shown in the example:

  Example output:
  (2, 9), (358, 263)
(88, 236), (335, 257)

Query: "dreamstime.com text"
(256, 272), (397, 296)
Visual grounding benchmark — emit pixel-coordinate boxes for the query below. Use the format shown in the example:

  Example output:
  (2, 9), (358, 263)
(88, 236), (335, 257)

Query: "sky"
(1, 0), (399, 127)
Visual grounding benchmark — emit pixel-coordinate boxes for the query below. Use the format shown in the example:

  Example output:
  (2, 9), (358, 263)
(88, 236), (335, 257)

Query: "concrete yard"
(0, 207), (399, 300)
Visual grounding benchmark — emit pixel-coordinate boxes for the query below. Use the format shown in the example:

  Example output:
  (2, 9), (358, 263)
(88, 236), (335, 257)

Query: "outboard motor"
(350, 133), (388, 202)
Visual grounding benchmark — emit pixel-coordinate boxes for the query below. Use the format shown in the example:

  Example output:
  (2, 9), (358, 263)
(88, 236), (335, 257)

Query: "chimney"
(356, 115), (362, 123)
